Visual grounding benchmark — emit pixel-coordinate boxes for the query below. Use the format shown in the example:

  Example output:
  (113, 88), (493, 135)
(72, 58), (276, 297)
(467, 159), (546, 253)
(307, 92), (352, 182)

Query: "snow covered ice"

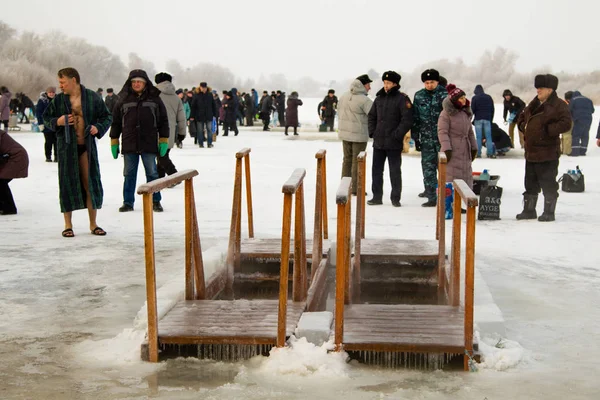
(1, 100), (599, 399)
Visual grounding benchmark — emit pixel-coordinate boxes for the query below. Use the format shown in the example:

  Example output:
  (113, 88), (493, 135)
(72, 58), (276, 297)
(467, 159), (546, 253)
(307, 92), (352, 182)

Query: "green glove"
(110, 139), (119, 159)
(159, 141), (168, 157)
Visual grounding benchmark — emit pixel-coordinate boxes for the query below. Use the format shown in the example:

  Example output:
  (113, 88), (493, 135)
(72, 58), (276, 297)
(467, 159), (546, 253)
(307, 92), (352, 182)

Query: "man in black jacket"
(367, 71), (413, 207)
(110, 69), (169, 212)
(259, 91), (272, 131)
(104, 88), (118, 115)
(276, 90), (286, 127)
(502, 89), (526, 148)
(321, 89), (338, 131)
(190, 82), (217, 147)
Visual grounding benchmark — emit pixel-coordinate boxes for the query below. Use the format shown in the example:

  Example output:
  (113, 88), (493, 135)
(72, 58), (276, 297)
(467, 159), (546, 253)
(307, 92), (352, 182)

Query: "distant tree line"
(1, 21), (598, 103)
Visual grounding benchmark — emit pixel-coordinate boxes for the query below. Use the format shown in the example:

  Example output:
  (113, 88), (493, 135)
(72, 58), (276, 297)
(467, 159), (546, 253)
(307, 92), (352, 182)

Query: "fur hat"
(199, 82), (207, 88)
(534, 74), (558, 90)
(154, 72), (172, 84)
(382, 71), (401, 85)
(356, 74), (372, 85)
(446, 84), (465, 102)
(175, 89), (183, 95)
(421, 69), (440, 82)
(328, 89), (335, 94)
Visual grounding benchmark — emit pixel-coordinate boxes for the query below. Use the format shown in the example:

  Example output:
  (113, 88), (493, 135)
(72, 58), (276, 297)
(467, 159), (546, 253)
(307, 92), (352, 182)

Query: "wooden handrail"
(137, 169), (198, 194)
(334, 177), (352, 351)
(436, 152), (448, 303)
(139, 170), (203, 362)
(449, 178), (478, 371)
(226, 149), (254, 290)
(277, 168), (308, 347)
(353, 151), (367, 303)
(312, 150), (327, 279)
(357, 151), (366, 239)
(282, 168), (307, 194)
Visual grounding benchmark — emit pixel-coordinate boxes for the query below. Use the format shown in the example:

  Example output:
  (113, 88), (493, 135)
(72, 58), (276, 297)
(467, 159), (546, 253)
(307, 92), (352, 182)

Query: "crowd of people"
(0, 66), (598, 227)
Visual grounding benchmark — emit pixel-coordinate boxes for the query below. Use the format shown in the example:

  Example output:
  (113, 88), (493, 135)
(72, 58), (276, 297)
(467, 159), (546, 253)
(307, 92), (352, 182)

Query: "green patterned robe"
(43, 85), (112, 212)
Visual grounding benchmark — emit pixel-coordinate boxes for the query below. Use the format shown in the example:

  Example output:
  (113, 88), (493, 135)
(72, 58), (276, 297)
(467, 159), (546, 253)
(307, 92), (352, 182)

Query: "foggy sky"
(3, 0), (598, 81)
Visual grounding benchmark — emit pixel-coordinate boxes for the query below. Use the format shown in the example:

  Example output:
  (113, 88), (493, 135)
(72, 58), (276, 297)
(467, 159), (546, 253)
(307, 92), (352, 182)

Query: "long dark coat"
(43, 85), (112, 212)
(517, 91), (571, 163)
(285, 95), (303, 127)
(0, 130), (29, 179)
(367, 86), (414, 150)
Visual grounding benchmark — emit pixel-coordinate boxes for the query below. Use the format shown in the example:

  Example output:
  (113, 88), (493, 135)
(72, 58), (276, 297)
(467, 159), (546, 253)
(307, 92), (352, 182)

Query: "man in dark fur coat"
(516, 74), (571, 222)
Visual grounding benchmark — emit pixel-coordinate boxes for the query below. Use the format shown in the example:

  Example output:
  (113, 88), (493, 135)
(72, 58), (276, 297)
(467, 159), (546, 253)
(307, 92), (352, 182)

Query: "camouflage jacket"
(411, 85), (448, 144)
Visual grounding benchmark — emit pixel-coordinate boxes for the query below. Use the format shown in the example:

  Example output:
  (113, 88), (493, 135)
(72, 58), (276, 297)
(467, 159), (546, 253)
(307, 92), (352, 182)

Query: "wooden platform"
(342, 304), (464, 352)
(359, 239), (438, 264)
(157, 300), (306, 345)
(240, 238), (330, 260)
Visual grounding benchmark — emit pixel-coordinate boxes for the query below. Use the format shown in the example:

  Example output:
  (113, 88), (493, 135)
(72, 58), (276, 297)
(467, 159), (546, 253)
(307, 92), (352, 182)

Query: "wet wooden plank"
(137, 170), (198, 194)
(240, 238), (330, 259)
(341, 303), (465, 352)
(360, 239), (439, 263)
(158, 300), (306, 342)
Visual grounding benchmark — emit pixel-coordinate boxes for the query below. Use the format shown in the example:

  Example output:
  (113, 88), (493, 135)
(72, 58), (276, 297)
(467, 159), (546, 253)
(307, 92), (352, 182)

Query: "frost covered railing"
(435, 150), (478, 370)
(136, 169), (203, 363)
(227, 147), (255, 285)
(450, 179), (477, 370)
(312, 149), (329, 275)
(334, 177), (354, 348)
(277, 168), (309, 347)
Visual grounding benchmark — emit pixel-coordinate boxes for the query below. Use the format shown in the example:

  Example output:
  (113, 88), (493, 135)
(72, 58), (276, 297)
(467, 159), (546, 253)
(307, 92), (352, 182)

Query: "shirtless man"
(43, 68), (112, 237)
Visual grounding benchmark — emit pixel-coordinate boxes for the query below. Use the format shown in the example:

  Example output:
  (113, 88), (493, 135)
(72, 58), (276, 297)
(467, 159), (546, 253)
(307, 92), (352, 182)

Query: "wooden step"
(359, 239), (439, 264)
(240, 238), (330, 260)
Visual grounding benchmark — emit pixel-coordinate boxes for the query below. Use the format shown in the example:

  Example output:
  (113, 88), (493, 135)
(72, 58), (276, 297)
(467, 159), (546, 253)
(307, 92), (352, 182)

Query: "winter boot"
(421, 187), (437, 207)
(538, 197), (557, 222)
(516, 194), (538, 220)
(418, 191), (427, 198)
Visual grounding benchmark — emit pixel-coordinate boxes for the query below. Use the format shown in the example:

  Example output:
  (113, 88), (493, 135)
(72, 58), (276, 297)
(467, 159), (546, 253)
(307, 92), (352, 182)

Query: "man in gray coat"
(155, 72), (185, 179)
(337, 74), (373, 195)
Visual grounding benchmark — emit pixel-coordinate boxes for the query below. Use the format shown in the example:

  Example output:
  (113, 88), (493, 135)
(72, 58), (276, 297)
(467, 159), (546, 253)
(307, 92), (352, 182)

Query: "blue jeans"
(123, 153), (161, 206)
(474, 120), (494, 156)
(195, 121), (212, 146)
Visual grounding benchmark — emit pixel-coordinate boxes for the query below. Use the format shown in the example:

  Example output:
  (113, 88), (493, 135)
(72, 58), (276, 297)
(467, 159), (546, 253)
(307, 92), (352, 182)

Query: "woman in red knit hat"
(437, 84), (478, 189)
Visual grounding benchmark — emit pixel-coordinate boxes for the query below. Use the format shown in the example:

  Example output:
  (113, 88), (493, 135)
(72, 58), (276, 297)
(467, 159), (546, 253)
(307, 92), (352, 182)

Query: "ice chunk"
(294, 311), (333, 346)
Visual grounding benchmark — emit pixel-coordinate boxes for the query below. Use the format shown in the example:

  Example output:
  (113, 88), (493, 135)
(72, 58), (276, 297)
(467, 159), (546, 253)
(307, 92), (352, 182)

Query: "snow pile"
(255, 336), (349, 378)
(477, 334), (527, 371)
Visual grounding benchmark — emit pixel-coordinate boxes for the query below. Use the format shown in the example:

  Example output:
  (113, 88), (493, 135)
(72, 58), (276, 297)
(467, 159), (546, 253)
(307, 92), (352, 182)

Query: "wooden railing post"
(451, 179), (478, 371)
(437, 152), (448, 303)
(451, 187), (462, 307)
(334, 177), (352, 351)
(278, 169), (307, 347)
(277, 193), (293, 347)
(244, 152), (254, 238)
(464, 205), (476, 371)
(312, 151), (325, 278)
(142, 193), (158, 362)
(322, 152), (329, 240)
(191, 186), (206, 300)
(184, 179), (194, 300)
(357, 152), (366, 239)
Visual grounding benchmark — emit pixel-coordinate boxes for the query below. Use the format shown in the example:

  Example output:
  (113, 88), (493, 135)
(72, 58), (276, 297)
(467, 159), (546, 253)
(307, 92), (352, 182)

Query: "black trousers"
(324, 116), (335, 131)
(524, 159), (559, 200)
(371, 148), (402, 202)
(157, 149), (177, 179)
(261, 113), (270, 130)
(278, 109), (285, 127)
(0, 178), (16, 214)
(224, 121), (238, 136)
(43, 132), (57, 160)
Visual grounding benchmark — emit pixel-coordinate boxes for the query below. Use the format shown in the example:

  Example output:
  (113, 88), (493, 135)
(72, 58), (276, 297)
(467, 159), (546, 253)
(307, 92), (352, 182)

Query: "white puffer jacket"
(337, 80), (373, 143)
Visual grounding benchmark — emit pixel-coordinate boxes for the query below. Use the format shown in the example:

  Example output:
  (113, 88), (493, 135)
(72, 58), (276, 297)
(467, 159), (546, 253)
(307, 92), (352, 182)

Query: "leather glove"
(110, 139), (119, 159)
(415, 140), (422, 152)
(471, 150), (478, 162)
(444, 150), (452, 163)
(159, 138), (168, 157)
